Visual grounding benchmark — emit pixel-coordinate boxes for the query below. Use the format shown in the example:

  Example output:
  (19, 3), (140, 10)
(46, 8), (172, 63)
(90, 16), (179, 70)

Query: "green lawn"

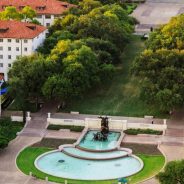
(64, 36), (167, 118)
(7, 98), (38, 112)
(16, 147), (165, 184)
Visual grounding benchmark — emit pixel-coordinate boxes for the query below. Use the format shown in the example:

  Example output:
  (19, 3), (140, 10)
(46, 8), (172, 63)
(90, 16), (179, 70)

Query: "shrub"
(0, 137), (9, 149)
(157, 160), (184, 184)
(47, 125), (84, 132)
(124, 128), (163, 135)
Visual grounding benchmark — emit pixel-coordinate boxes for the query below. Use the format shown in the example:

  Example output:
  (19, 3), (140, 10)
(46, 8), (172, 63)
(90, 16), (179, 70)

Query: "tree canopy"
(9, 0), (134, 105)
(131, 13), (184, 113)
(8, 54), (53, 120)
(147, 14), (184, 50)
(0, 6), (37, 23)
(132, 49), (184, 112)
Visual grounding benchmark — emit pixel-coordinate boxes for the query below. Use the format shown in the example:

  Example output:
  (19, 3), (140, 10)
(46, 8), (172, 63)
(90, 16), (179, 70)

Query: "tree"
(0, 6), (21, 20)
(21, 6), (36, 21)
(79, 0), (102, 14)
(43, 44), (99, 101)
(70, 4), (133, 50)
(147, 14), (184, 50)
(42, 63), (90, 100)
(157, 160), (184, 184)
(41, 1), (134, 53)
(132, 49), (184, 112)
(8, 54), (53, 122)
(0, 6), (36, 22)
(37, 30), (75, 54)
(0, 137), (8, 149)
(83, 37), (121, 64)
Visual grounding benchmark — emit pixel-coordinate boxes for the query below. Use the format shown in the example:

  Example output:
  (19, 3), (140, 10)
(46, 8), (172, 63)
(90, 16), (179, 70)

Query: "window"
(24, 47), (27, 51)
(0, 47), (3, 51)
(54, 15), (60, 18)
(8, 47), (11, 51)
(16, 55), (19, 59)
(8, 63), (11, 67)
(0, 63), (3, 67)
(16, 39), (19, 43)
(8, 39), (11, 42)
(16, 47), (19, 51)
(0, 39), (3, 42)
(37, 15), (42, 19)
(8, 55), (11, 59)
(45, 15), (51, 19)
(24, 39), (28, 43)
(46, 23), (50, 27)
(0, 55), (3, 59)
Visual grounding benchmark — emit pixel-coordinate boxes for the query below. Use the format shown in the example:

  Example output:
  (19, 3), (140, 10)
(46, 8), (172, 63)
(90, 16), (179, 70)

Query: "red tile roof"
(0, 20), (46, 39)
(0, 0), (74, 15)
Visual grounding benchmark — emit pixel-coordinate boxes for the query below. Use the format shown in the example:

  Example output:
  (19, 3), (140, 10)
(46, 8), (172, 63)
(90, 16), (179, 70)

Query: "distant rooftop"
(0, 20), (46, 39)
(0, 0), (74, 15)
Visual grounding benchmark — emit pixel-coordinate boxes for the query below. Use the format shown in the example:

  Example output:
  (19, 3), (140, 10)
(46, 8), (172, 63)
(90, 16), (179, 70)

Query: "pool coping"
(34, 149), (144, 181)
(134, 144), (167, 184)
(73, 128), (125, 152)
(62, 148), (129, 160)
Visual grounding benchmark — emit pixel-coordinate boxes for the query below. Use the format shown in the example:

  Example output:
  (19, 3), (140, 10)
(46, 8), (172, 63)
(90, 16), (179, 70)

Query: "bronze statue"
(93, 116), (109, 141)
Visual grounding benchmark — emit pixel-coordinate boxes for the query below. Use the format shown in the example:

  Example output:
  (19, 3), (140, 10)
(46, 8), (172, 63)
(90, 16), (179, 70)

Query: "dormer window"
(0, 27), (9, 33)
(2, 5), (12, 9)
(61, 4), (68, 8)
(19, 6), (25, 10)
(26, 25), (36, 30)
(36, 6), (46, 10)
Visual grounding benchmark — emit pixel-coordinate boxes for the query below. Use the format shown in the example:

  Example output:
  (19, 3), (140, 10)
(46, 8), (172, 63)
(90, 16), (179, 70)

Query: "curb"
(135, 143), (167, 184)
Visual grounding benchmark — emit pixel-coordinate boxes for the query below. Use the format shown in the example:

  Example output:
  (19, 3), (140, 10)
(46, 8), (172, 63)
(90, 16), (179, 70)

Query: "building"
(0, 20), (47, 80)
(0, 0), (74, 27)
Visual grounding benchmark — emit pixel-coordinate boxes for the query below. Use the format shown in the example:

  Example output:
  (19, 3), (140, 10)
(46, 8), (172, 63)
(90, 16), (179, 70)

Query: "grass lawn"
(16, 147), (165, 184)
(63, 36), (168, 118)
(7, 98), (38, 112)
(32, 138), (77, 149)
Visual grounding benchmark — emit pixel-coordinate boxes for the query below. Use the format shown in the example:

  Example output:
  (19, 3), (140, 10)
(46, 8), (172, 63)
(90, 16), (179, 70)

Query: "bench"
(144, 115), (154, 119)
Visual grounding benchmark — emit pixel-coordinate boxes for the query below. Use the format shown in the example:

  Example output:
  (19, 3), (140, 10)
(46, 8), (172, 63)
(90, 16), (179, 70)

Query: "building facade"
(0, 0), (74, 27)
(0, 20), (47, 80)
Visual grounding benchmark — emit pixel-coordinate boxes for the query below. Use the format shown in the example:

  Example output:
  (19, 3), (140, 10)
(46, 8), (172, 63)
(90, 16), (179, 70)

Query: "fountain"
(34, 116), (143, 180)
(93, 116), (109, 141)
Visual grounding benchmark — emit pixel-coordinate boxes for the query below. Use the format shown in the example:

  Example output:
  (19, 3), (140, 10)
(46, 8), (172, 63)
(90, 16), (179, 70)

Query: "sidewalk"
(0, 136), (41, 184)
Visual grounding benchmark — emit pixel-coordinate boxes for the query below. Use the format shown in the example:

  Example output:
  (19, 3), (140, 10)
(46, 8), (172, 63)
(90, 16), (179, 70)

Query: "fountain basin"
(35, 150), (143, 180)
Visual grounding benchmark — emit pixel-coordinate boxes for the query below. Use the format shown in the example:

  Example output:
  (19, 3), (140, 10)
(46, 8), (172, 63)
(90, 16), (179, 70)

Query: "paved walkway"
(124, 134), (184, 145)
(45, 130), (80, 139)
(132, 0), (184, 33)
(140, 144), (184, 184)
(0, 136), (41, 184)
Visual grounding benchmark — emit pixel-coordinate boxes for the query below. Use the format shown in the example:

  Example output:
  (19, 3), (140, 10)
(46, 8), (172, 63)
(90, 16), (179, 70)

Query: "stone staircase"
(18, 116), (47, 137)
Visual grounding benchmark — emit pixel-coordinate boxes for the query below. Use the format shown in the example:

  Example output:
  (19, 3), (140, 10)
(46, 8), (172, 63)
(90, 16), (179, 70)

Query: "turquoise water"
(36, 151), (142, 180)
(64, 147), (127, 159)
(79, 130), (120, 150)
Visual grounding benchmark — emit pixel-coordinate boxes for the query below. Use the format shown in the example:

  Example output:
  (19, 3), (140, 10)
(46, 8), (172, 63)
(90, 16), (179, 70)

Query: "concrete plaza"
(132, 0), (184, 33)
